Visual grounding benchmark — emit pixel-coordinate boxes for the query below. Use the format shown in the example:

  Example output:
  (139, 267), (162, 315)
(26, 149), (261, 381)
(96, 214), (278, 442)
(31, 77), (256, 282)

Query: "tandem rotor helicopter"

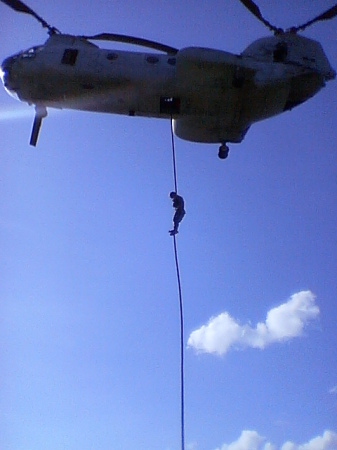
(1, 0), (336, 158)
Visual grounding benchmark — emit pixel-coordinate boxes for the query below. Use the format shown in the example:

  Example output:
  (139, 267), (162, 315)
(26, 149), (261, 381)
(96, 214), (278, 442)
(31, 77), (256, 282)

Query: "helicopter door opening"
(61, 49), (79, 66)
(160, 96), (180, 114)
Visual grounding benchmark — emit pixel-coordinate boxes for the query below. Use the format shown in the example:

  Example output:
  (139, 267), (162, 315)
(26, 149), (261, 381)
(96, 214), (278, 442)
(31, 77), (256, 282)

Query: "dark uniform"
(169, 192), (185, 236)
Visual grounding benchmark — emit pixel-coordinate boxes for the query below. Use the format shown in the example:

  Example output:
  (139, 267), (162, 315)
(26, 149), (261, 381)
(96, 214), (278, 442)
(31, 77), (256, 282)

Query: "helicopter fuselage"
(1, 33), (335, 145)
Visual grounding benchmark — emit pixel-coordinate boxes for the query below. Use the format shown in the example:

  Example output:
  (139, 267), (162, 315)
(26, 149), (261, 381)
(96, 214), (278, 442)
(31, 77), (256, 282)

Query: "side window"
(61, 49), (79, 66)
(106, 52), (118, 61)
(146, 56), (159, 64)
(167, 57), (176, 66)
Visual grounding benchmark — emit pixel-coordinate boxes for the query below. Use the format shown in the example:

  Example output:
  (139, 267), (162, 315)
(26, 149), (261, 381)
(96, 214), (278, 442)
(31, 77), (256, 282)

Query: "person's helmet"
(170, 191), (176, 198)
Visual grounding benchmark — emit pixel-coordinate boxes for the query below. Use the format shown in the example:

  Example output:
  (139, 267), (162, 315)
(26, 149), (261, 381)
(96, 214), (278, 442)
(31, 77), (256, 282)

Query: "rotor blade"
(1, 0), (35, 14)
(81, 33), (178, 54)
(1, 0), (58, 33)
(292, 3), (337, 32)
(238, 0), (280, 32)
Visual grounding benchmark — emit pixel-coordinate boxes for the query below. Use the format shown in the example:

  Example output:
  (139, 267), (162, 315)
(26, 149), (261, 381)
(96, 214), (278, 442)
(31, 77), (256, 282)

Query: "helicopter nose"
(0, 56), (17, 89)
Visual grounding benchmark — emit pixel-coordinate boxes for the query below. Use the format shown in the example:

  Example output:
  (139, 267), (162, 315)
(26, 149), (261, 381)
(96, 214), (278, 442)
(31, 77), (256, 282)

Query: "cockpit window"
(21, 46), (43, 59)
(61, 49), (79, 66)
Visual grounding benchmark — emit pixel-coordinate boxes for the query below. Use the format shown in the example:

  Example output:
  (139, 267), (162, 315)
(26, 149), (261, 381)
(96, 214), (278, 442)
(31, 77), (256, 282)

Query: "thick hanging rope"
(171, 115), (178, 193)
(170, 115), (185, 450)
(173, 234), (185, 450)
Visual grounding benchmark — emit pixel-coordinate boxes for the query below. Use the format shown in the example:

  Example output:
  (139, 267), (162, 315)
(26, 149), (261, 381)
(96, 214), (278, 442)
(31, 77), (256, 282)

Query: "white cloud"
(188, 291), (319, 356)
(215, 430), (266, 450)
(214, 430), (337, 450)
(281, 430), (337, 450)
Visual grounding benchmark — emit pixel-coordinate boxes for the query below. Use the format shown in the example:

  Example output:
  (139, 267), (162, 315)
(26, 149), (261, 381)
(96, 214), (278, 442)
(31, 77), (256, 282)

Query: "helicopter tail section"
(242, 34), (336, 82)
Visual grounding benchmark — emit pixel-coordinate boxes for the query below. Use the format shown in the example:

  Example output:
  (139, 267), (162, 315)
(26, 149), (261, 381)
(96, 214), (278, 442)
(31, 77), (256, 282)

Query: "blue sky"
(1, 1), (337, 449)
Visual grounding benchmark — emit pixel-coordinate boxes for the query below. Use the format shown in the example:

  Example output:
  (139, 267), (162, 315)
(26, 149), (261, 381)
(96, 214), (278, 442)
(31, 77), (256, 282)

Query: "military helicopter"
(1, 0), (336, 158)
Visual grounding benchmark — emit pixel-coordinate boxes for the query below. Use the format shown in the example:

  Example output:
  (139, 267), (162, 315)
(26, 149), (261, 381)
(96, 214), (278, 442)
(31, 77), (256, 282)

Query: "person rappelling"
(169, 191), (185, 236)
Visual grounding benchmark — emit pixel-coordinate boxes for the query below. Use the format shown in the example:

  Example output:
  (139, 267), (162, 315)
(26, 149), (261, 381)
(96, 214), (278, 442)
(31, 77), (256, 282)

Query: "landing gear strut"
(218, 143), (229, 159)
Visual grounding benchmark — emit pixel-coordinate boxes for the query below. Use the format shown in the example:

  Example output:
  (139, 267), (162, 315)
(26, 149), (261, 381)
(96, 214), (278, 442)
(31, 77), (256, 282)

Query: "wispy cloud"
(0, 107), (32, 121)
(187, 443), (198, 450)
(187, 291), (319, 356)
(329, 385), (337, 395)
(214, 429), (337, 450)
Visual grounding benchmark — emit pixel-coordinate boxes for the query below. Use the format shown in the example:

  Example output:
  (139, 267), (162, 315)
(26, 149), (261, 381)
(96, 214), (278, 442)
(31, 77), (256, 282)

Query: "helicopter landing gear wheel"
(218, 144), (229, 159)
